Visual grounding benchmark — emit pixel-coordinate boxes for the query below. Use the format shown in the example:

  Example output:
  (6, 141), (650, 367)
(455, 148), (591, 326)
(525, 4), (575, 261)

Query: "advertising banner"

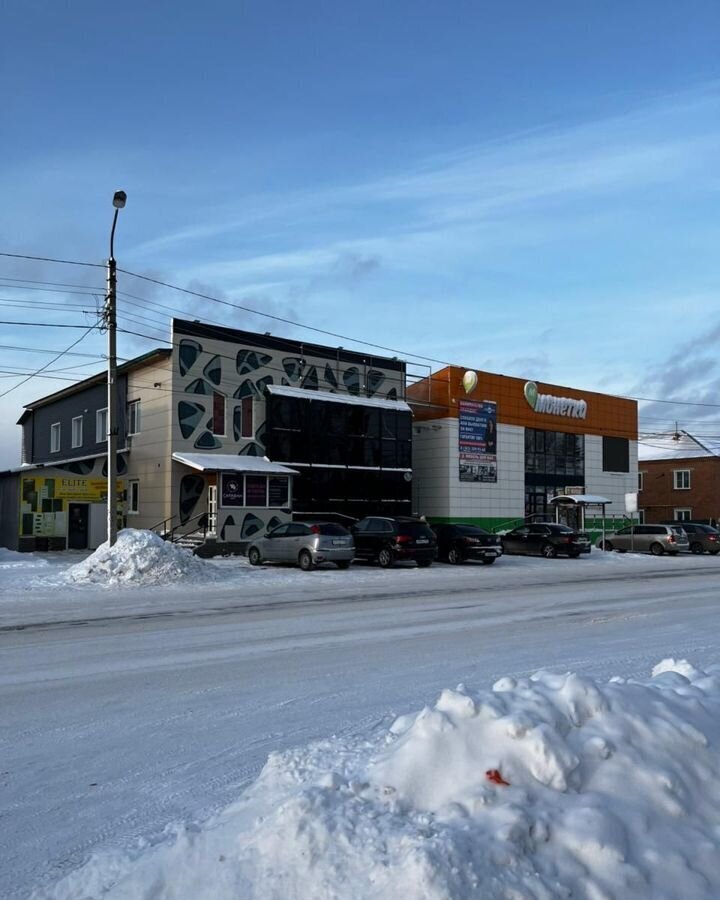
(220, 474), (244, 507)
(459, 399), (497, 482)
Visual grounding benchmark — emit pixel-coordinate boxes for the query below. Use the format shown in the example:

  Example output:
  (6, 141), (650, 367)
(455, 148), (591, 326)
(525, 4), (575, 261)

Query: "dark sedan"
(432, 523), (503, 565)
(502, 523), (591, 558)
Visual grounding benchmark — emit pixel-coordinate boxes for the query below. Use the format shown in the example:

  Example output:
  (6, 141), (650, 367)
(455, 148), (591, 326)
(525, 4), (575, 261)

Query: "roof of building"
(266, 383), (412, 412)
(19, 348), (171, 420)
(639, 431), (720, 461)
(172, 452), (299, 475)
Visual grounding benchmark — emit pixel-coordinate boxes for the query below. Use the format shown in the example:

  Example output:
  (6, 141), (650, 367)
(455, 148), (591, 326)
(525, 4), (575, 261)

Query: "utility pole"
(106, 190), (127, 547)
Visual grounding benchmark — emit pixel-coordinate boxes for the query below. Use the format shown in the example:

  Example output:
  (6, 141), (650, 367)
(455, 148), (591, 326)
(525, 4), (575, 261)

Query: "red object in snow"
(485, 768), (510, 786)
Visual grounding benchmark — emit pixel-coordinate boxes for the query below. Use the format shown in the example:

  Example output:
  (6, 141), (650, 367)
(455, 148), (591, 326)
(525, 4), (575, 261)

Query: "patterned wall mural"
(173, 330), (405, 535)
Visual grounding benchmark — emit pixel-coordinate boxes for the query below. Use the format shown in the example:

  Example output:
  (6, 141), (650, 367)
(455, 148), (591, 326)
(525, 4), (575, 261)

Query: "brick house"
(638, 431), (720, 526)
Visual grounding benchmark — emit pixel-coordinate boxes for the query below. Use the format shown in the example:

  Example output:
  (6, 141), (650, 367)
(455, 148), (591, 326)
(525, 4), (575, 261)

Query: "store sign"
(459, 399), (497, 483)
(221, 474), (244, 507)
(524, 382), (587, 419)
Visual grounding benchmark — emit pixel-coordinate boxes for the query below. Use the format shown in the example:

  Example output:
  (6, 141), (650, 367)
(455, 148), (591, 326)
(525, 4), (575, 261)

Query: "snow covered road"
(2, 551), (720, 898)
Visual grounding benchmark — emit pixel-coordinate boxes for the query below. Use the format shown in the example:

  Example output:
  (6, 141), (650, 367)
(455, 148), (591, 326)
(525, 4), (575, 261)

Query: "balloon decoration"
(462, 370), (478, 394)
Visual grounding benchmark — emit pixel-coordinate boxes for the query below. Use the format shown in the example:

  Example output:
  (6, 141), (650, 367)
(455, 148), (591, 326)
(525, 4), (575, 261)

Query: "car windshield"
(549, 525), (574, 533)
(456, 525), (489, 536)
(670, 527), (687, 536)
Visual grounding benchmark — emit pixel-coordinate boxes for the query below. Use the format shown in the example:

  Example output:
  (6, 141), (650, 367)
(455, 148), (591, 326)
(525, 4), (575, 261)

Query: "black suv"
(502, 523), (591, 558)
(432, 523), (503, 565)
(351, 516), (437, 568)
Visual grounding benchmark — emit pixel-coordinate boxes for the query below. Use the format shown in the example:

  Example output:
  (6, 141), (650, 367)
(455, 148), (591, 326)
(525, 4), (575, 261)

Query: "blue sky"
(1, 1), (720, 466)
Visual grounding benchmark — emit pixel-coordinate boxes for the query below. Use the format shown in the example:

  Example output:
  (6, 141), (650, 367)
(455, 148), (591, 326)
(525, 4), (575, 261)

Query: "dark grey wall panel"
(27, 376), (128, 464)
(0, 474), (19, 550)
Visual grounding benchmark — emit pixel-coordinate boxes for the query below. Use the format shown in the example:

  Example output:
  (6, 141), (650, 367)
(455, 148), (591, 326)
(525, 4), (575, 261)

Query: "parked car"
(598, 524), (689, 556)
(502, 523), (591, 558)
(247, 522), (354, 570)
(661, 522), (720, 555)
(351, 516), (437, 568)
(431, 523), (503, 565)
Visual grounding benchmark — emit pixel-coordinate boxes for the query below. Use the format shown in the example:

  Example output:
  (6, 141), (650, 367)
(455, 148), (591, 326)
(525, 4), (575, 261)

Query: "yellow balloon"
(462, 371), (478, 394)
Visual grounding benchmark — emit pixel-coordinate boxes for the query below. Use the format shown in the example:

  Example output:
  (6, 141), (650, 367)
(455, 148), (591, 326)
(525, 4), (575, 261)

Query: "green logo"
(524, 381), (538, 410)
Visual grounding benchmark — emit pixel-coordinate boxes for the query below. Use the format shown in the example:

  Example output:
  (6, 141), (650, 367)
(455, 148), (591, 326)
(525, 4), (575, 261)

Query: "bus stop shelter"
(549, 494), (612, 548)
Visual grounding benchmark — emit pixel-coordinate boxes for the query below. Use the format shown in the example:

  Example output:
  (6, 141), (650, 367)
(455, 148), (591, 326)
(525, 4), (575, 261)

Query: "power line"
(117, 266), (455, 367)
(0, 251), (104, 268)
(0, 324), (101, 399)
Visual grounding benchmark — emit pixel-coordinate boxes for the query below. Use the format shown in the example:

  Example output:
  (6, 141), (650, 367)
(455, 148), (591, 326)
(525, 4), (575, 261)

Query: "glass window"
(673, 469), (691, 490)
(71, 416), (83, 448)
(674, 508), (692, 521)
(96, 408), (108, 443)
(241, 396), (253, 438)
(268, 477), (289, 508)
(638, 472), (644, 491)
(602, 436), (629, 473)
(245, 475), (267, 506)
(128, 479), (140, 514)
(127, 399), (141, 435)
(50, 422), (61, 453)
(212, 392), (226, 436)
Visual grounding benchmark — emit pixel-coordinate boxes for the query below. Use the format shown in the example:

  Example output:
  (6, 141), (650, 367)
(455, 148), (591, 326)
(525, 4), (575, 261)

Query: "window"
(128, 479), (140, 514)
(268, 477), (289, 508)
(245, 475), (267, 506)
(638, 471), (644, 492)
(212, 392), (226, 436)
(127, 399), (141, 435)
(602, 436), (629, 473)
(638, 509), (645, 524)
(674, 508), (692, 521)
(50, 422), (61, 453)
(96, 408), (108, 443)
(241, 396), (253, 438)
(673, 469), (691, 490)
(71, 416), (83, 448)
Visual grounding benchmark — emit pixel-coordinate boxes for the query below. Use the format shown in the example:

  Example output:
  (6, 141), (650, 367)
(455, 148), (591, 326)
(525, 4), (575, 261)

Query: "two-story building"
(638, 431), (720, 526)
(0, 319), (412, 552)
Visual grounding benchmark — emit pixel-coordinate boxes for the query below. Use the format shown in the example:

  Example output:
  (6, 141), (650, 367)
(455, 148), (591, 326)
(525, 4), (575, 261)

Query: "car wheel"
(336, 560), (351, 570)
(650, 542), (665, 556)
(600, 540), (614, 552)
(481, 557), (496, 565)
(690, 542), (704, 555)
(416, 559), (433, 568)
(298, 549), (315, 571)
(447, 546), (461, 565)
(248, 546), (262, 566)
(541, 542), (557, 559)
(377, 547), (395, 568)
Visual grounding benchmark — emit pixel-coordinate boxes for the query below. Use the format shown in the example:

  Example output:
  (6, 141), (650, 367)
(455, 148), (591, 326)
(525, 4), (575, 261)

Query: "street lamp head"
(112, 190), (127, 209)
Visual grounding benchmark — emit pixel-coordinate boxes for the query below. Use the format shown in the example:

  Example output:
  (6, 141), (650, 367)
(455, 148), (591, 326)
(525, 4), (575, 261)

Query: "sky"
(1, 0), (720, 468)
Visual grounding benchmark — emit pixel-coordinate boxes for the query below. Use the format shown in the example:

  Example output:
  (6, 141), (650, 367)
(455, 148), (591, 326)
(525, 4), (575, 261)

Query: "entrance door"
(207, 484), (217, 536)
(68, 503), (89, 549)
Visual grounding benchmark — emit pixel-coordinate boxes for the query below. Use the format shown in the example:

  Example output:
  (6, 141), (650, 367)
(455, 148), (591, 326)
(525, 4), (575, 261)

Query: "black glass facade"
(525, 428), (585, 518)
(265, 393), (412, 518)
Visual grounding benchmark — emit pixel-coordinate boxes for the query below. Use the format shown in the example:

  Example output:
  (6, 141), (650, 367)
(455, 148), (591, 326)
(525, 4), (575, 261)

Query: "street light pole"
(106, 190), (126, 547)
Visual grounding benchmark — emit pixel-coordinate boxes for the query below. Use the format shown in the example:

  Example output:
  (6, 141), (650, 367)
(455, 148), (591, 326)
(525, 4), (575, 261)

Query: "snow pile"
(63, 529), (222, 586)
(44, 660), (720, 899)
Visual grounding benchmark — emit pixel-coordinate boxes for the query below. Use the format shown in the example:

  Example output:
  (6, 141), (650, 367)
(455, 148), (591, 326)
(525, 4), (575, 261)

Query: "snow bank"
(63, 529), (223, 586)
(0, 547), (49, 569)
(44, 659), (720, 899)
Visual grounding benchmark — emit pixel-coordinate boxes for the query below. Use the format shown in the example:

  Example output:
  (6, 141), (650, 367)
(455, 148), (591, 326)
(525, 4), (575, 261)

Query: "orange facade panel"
(407, 366), (637, 440)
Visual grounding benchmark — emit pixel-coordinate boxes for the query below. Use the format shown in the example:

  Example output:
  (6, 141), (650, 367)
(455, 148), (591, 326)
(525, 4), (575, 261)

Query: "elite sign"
(524, 381), (588, 419)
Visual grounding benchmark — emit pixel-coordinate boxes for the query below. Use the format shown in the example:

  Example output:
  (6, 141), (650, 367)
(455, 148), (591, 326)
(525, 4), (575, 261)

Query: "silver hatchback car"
(247, 522), (355, 570)
(599, 524), (689, 555)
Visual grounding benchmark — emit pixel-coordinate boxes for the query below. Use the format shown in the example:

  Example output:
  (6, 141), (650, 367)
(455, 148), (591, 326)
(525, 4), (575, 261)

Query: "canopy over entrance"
(549, 494), (612, 545)
(172, 452), (298, 475)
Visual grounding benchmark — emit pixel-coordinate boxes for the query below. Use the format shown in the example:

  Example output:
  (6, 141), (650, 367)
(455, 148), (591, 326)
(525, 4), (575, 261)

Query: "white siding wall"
(584, 434), (639, 523)
(124, 356), (173, 531)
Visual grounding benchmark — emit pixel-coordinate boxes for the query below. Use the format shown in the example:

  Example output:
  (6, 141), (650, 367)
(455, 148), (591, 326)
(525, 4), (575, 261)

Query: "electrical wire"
(0, 251), (104, 268)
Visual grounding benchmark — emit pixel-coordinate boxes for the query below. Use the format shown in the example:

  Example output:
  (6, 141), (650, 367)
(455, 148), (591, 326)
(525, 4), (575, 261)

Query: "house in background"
(0, 319), (413, 552)
(638, 430), (720, 526)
